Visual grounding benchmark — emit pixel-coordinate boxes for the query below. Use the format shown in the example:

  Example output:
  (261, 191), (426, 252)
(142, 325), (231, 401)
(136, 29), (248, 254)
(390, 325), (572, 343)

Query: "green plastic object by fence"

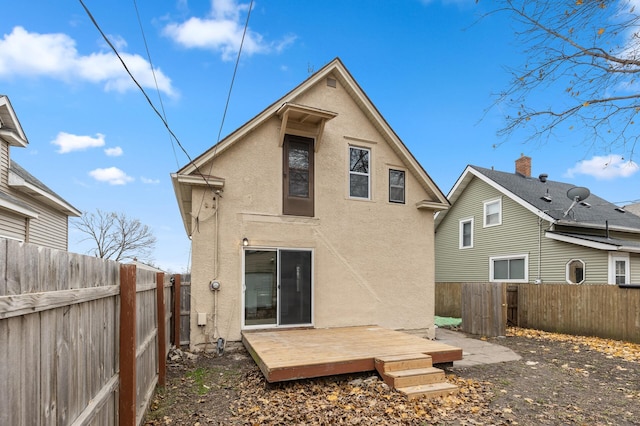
(435, 316), (462, 328)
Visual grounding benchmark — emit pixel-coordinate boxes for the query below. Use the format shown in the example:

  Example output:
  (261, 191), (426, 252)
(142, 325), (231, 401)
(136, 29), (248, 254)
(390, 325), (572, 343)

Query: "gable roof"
(172, 57), (449, 236)
(9, 160), (81, 217)
(435, 164), (640, 234)
(0, 95), (28, 147)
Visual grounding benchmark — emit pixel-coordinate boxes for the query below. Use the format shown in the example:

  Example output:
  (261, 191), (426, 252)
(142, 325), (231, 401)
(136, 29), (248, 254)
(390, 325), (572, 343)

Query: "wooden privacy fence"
(460, 282), (506, 338)
(435, 282), (506, 337)
(512, 283), (640, 343)
(0, 239), (183, 425)
(434, 282), (462, 318)
(436, 282), (640, 343)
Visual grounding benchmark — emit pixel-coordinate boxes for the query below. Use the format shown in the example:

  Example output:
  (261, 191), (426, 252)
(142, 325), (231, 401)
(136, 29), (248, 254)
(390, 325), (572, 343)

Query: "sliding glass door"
(244, 249), (312, 327)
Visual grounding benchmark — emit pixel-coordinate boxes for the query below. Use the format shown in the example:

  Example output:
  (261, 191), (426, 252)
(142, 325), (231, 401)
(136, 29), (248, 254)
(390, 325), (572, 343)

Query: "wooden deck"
(242, 326), (463, 383)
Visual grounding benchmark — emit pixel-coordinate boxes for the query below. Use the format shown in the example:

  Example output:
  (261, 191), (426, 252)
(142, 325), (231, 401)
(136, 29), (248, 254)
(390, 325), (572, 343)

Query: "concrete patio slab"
(435, 328), (521, 368)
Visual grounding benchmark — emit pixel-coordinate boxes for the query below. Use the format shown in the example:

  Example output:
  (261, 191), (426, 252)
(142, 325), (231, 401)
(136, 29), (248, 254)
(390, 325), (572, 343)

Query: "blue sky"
(3, 0), (639, 272)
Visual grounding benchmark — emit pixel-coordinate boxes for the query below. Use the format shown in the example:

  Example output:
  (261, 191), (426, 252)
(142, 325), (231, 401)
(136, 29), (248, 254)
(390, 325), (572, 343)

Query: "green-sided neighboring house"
(435, 155), (640, 285)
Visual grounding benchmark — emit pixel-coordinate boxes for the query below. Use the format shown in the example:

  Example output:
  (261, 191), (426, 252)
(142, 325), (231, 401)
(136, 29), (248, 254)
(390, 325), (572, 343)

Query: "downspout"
(213, 192), (220, 279)
(537, 214), (555, 284)
(537, 216), (542, 283)
(213, 190), (226, 355)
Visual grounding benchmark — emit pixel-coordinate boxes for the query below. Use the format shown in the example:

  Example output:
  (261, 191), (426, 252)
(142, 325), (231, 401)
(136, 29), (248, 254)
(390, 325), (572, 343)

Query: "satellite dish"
(566, 187), (590, 202)
(563, 186), (591, 217)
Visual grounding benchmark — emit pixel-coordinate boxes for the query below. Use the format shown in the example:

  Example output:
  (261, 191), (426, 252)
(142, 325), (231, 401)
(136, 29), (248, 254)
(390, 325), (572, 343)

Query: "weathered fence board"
(434, 281), (461, 318)
(180, 275), (191, 346)
(0, 239), (178, 426)
(506, 285), (518, 326)
(460, 282), (506, 337)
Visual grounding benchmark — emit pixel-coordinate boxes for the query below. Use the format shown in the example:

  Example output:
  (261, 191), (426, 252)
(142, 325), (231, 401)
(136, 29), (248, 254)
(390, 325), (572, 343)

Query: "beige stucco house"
(0, 95), (81, 250)
(172, 58), (449, 350)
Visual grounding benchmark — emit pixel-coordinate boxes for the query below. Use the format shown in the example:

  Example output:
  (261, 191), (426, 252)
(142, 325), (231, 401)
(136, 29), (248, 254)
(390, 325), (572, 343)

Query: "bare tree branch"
(492, 0), (640, 157)
(72, 209), (157, 262)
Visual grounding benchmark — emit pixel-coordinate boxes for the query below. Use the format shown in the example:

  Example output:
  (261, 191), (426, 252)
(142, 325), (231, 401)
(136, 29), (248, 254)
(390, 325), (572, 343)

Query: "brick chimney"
(515, 154), (531, 177)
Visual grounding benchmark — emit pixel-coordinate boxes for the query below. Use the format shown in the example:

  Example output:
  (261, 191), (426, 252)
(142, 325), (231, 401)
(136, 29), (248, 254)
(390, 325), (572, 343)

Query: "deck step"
(380, 367), (445, 388)
(396, 382), (459, 400)
(374, 353), (432, 373)
(375, 353), (458, 400)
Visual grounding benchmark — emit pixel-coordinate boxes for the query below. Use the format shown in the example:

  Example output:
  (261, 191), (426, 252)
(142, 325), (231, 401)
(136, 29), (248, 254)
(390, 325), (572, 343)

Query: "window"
(490, 254), (528, 282)
(484, 198), (502, 227)
(459, 217), (474, 249)
(389, 169), (405, 204)
(566, 259), (585, 284)
(609, 254), (629, 285)
(349, 146), (370, 199)
(283, 135), (314, 216)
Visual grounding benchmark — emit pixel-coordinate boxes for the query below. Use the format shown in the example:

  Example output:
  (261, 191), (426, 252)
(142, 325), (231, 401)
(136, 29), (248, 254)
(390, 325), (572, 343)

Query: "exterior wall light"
(242, 237), (249, 246)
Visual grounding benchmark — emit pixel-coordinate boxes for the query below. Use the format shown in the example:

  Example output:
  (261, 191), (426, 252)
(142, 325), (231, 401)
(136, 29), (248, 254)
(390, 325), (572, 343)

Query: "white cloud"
(0, 26), (176, 97)
(52, 132), (105, 153)
(163, 0), (295, 60)
(564, 155), (639, 180)
(103, 34), (128, 51)
(141, 176), (160, 184)
(104, 146), (123, 157)
(89, 167), (134, 185)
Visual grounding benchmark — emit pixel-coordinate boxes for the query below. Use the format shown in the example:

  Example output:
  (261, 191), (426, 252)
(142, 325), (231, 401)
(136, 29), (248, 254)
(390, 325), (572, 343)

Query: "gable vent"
(326, 77), (337, 88)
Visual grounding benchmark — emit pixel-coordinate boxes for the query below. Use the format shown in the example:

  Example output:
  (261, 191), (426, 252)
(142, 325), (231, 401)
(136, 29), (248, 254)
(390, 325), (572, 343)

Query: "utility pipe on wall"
(537, 216), (542, 283)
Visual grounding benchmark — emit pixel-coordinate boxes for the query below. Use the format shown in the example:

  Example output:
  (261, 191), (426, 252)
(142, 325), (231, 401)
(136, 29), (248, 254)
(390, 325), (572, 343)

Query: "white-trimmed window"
(490, 254), (528, 282)
(459, 217), (474, 249)
(609, 253), (630, 285)
(484, 198), (502, 227)
(566, 259), (585, 284)
(349, 146), (370, 199)
(389, 169), (405, 204)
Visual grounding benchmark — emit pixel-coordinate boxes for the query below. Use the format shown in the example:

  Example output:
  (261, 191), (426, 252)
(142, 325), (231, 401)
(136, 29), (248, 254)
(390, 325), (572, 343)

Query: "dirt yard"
(144, 328), (640, 425)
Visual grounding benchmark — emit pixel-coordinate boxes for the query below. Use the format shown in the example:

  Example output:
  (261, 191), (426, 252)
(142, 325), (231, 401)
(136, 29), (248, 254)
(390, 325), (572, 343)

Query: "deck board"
(242, 326), (463, 382)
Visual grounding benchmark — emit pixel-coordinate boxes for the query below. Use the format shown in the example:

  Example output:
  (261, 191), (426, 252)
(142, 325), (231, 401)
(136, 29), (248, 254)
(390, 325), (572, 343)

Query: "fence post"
(173, 274), (181, 347)
(156, 272), (166, 387)
(119, 264), (137, 426)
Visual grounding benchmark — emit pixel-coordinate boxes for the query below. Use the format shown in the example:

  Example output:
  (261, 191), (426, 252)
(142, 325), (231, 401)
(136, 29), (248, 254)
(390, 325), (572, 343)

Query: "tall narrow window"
(389, 169), (405, 204)
(283, 135), (314, 216)
(349, 146), (370, 199)
(615, 261), (626, 284)
(609, 254), (629, 285)
(484, 198), (502, 227)
(459, 218), (474, 249)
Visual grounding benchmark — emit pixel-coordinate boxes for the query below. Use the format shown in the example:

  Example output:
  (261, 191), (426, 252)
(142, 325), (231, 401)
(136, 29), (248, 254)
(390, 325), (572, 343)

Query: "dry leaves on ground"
(146, 328), (640, 425)
(507, 327), (640, 363)
(230, 371), (502, 425)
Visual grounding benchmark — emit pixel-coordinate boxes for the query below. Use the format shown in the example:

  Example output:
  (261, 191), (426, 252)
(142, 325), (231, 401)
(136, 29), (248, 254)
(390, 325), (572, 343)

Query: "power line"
(78, 0), (214, 189)
(132, 0), (180, 168)
(216, 0), (254, 145)
(195, 0), (255, 220)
